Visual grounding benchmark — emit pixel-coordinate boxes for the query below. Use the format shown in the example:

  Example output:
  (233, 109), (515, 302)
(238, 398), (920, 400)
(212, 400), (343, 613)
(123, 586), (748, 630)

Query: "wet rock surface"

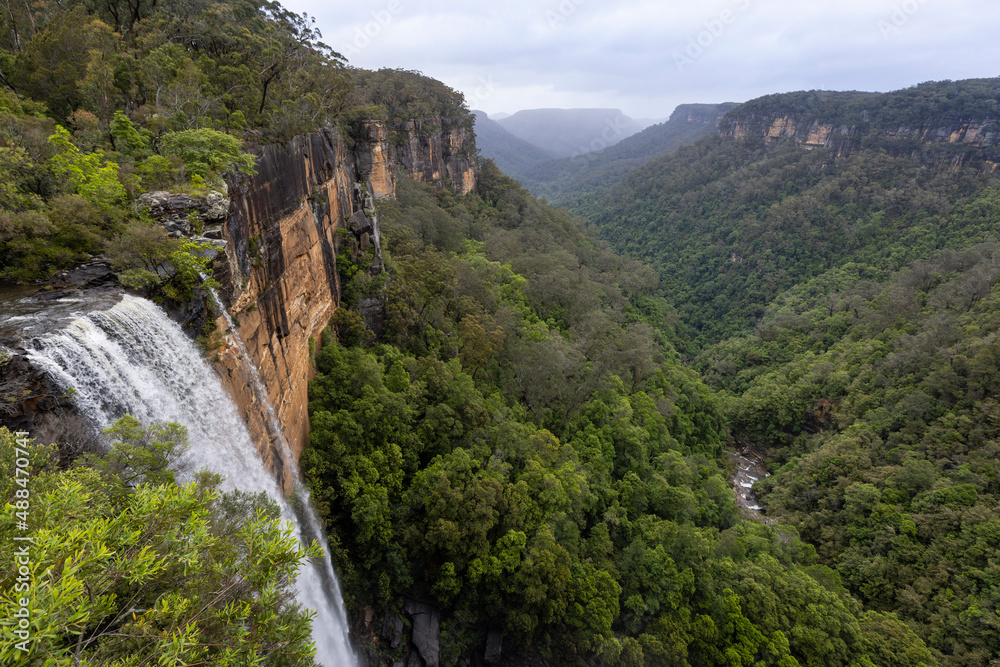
(404, 599), (440, 667)
(484, 629), (503, 664)
(137, 190), (231, 238)
(52, 259), (117, 289)
(732, 446), (770, 513)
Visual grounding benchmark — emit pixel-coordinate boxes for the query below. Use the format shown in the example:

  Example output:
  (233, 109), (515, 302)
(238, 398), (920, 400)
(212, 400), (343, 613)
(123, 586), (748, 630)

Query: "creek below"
(732, 445), (770, 514)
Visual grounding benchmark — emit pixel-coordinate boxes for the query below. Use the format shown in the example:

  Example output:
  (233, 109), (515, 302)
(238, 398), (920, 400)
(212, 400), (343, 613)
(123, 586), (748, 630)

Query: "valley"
(0, 2), (999, 666)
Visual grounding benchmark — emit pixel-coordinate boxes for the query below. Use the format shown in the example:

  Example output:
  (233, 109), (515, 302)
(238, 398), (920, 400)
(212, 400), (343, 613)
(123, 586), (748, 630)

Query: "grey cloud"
(285, 0), (1000, 118)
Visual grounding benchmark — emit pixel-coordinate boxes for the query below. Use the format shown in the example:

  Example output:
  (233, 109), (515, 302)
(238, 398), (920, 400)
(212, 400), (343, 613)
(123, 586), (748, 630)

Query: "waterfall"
(23, 294), (358, 667)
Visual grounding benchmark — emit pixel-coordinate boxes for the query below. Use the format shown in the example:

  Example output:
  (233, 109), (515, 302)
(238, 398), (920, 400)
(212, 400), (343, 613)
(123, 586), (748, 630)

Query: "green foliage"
(109, 110), (150, 157)
(346, 68), (472, 140)
(47, 125), (125, 209)
(0, 145), (44, 211)
(576, 91), (1000, 664)
(105, 226), (215, 301)
(4, 0), (349, 138)
(85, 415), (189, 487)
(576, 132), (1000, 350)
(0, 426), (320, 666)
(159, 128), (256, 181)
(702, 241), (1000, 664)
(303, 173), (927, 665)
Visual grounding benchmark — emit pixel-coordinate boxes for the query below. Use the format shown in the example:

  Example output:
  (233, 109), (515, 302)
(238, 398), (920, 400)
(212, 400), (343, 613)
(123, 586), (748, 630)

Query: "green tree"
(159, 127), (256, 181)
(0, 426), (321, 666)
(47, 125), (125, 209)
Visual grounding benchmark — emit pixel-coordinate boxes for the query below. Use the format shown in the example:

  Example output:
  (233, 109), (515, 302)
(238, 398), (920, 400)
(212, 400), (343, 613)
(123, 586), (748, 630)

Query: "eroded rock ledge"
(210, 121), (476, 464)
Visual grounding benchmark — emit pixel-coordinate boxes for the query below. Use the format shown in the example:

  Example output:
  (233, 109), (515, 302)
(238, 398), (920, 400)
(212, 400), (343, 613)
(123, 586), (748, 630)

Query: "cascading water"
(23, 294), (358, 667)
(207, 287), (358, 663)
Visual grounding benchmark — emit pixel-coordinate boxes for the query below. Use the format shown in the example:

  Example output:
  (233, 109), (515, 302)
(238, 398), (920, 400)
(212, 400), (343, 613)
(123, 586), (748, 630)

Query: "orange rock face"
(212, 122), (476, 468)
(396, 119), (478, 194)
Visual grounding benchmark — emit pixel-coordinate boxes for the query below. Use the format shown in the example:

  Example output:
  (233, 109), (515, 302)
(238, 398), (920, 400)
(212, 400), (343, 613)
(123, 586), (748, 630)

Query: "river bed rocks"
(136, 190), (231, 238)
(732, 445), (770, 513)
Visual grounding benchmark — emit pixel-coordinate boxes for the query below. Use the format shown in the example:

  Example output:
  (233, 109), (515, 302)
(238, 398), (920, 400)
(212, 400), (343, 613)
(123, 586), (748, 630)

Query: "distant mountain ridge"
(524, 103), (736, 203)
(471, 111), (556, 186)
(495, 108), (644, 158)
(720, 79), (1000, 166)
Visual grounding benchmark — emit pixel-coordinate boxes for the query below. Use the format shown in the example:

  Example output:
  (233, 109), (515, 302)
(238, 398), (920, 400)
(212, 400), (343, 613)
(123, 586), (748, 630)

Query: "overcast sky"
(282, 0), (1000, 121)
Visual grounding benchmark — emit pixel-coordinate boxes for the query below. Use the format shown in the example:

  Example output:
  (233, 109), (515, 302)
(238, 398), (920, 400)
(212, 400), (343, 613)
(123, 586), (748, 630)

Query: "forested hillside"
(307, 164), (931, 666)
(699, 242), (1000, 665)
(523, 103), (735, 205)
(0, 0), (348, 287)
(577, 79), (1000, 666)
(1, 0), (996, 664)
(576, 121), (1000, 351)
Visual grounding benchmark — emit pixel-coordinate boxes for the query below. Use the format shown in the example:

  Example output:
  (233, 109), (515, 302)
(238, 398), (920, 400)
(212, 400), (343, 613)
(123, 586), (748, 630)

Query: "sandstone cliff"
(212, 120), (476, 466)
(392, 118), (477, 194)
(724, 113), (1000, 154)
(718, 81), (1000, 170)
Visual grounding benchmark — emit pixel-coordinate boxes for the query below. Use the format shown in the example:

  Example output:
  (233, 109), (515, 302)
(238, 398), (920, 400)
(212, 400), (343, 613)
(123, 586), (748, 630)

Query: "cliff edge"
(213, 120), (476, 465)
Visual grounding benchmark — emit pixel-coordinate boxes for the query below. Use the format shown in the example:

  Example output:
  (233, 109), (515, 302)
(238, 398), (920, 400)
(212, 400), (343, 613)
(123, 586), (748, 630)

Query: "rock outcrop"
(137, 190), (231, 238)
(404, 599), (440, 667)
(394, 118), (477, 195)
(484, 629), (503, 665)
(725, 114), (1000, 156)
(718, 83), (1000, 171)
(212, 119), (476, 463)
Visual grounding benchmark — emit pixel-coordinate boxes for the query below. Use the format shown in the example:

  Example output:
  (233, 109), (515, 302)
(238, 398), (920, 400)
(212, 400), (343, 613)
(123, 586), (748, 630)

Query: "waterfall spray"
(24, 294), (358, 667)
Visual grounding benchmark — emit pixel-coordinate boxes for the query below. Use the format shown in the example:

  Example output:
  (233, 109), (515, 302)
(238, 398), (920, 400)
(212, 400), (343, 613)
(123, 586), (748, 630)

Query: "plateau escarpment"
(212, 121), (476, 464)
(719, 79), (1000, 168)
(393, 118), (478, 194)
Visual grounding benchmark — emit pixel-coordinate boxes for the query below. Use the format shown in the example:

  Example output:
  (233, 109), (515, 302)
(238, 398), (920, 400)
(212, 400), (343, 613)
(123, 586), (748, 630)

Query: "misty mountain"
(471, 111), (557, 185)
(522, 102), (737, 203)
(495, 108), (644, 158)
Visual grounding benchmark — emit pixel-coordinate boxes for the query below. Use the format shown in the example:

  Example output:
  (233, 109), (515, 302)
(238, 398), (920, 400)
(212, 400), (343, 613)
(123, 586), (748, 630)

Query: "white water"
(23, 294), (357, 667)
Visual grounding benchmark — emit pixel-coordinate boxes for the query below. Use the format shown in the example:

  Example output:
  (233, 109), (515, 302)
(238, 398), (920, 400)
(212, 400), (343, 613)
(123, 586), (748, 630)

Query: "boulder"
(347, 209), (373, 236)
(404, 600), (440, 667)
(382, 610), (404, 649)
(485, 629), (503, 665)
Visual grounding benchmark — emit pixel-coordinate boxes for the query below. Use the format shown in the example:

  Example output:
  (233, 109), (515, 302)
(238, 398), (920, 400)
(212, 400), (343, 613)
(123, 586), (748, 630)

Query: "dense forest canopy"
(2, 0), (1000, 663)
(303, 164), (934, 666)
(1, 0), (349, 138)
(573, 79), (1000, 665)
(574, 132), (1000, 351)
